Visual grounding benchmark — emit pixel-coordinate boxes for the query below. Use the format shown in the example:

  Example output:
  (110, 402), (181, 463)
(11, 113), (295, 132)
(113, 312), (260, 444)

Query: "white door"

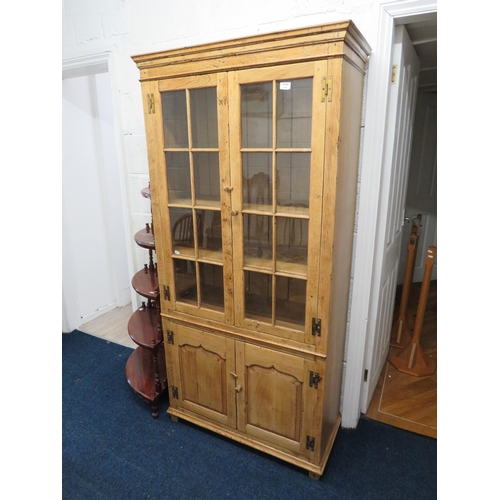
(360, 25), (420, 412)
(398, 92), (437, 284)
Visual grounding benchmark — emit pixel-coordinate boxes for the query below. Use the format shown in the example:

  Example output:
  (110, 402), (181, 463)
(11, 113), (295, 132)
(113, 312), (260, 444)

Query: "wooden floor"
(365, 280), (437, 439)
(78, 281), (437, 439)
(78, 303), (137, 349)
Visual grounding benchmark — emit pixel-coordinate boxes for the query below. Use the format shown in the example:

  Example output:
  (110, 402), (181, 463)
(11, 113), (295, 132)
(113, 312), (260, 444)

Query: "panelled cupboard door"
(168, 324), (237, 428)
(229, 62), (327, 344)
(150, 73), (234, 325)
(235, 342), (318, 458)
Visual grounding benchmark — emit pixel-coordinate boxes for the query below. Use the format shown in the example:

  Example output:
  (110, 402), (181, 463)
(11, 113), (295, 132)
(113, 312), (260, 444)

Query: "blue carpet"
(63, 330), (436, 499)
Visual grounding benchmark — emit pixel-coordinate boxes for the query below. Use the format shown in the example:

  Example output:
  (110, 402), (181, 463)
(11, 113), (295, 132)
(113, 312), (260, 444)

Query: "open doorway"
(62, 60), (132, 333)
(365, 16), (437, 438)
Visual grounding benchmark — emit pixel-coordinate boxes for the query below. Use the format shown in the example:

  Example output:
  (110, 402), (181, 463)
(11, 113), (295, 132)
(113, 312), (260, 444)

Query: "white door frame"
(62, 51), (136, 331)
(341, 0), (437, 428)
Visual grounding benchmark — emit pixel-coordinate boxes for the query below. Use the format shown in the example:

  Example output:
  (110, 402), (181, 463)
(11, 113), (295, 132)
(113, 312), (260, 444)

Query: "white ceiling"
(406, 18), (437, 93)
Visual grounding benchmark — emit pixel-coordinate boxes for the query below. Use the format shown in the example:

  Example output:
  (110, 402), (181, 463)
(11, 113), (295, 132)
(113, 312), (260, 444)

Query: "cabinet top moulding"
(132, 20), (371, 81)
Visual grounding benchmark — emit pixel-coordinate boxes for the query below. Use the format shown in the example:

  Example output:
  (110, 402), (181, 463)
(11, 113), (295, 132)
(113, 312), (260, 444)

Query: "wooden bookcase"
(132, 21), (370, 477)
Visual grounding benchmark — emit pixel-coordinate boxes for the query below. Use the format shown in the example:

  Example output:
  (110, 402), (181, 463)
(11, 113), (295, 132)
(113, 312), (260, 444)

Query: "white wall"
(62, 0), (379, 282)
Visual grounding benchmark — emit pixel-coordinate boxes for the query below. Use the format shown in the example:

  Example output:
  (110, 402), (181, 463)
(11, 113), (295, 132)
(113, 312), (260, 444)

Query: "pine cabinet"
(133, 21), (370, 478)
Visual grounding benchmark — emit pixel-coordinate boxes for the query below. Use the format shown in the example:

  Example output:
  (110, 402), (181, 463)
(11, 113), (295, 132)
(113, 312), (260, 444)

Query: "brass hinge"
(321, 77), (333, 102)
(147, 93), (155, 114)
(163, 285), (170, 301)
(167, 330), (174, 345)
(391, 65), (398, 84)
(306, 435), (315, 451)
(309, 371), (321, 389)
(312, 318), (321, 337)
(172, 386), (178, 399)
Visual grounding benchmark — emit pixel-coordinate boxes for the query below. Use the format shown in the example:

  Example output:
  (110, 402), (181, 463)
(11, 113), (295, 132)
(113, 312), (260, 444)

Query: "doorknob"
(235, 384), (242, 393)
(231, 210), (239, 216)
(404, 217), (410, 223)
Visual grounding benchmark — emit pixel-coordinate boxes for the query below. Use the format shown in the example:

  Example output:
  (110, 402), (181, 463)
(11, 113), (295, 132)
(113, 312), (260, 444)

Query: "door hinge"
(167, 330), (174, 345)
(364, 369), (368, 382)
(391, 65), (398, 84)
(147, 93), (155, 114)
(309, 371), (321, 389)
(312, 318), (321, 337)
(163, 285), (170, 301)
(172, 386), (179, 399)
(306, 435), (316, 451)
(321, 77), (333, 102)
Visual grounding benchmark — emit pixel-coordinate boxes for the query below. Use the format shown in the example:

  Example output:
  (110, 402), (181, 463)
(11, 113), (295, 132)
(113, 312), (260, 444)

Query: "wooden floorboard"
(365, 280), (437, 439)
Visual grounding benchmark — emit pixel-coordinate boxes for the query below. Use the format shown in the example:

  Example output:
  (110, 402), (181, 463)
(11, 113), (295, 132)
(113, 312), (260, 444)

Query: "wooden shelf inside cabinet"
(128, 303), (163, 348)
(126, 346), (167, 418)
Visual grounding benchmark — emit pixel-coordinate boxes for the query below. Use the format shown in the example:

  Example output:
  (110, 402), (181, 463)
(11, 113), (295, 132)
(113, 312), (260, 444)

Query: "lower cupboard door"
(236, 342), (317, 457)
(171, 324), (237, 428)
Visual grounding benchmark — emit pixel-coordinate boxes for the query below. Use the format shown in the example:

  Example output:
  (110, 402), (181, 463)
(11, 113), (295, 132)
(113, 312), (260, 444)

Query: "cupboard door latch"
(164, 285), (170, 301)
(167, 330), (174, 345)
(306, 436), (316, 451)
(309, 371), (321, 389)
(172, 386), (179, 399)
(312, 318), (321, 337)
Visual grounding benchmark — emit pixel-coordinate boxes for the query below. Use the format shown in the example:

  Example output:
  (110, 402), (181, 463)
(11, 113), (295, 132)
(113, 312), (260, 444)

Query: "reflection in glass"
(170, 208), (200, 257)
(276, 153), (310, 210)
(162, 90), (188, 148)
(190, 87), (218, 148)
(242, 153), (272, 209)
(200, 263), (224, 311)
(194, 152), (220, 205)
(166, 152), (191, 204)
(173, 258), (197, 304)
(241, 82), (272, 148)
(244, 271), (272, 323)
(197, 209), (223, 260)
(276, 217), (308, 271)
(275, 276), (306, 331)
(243, 214), (272, 269)
(277, 78), (312, 149)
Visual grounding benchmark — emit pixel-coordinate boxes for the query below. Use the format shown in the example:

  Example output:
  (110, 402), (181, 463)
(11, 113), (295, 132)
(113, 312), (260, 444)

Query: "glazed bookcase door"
(228, 62), (327, 344)
(153, 74), (234, 325)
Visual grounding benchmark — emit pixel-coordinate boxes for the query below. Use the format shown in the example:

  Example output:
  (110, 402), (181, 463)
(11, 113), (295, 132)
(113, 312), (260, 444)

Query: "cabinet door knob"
(231, 210), (239, 216)
(235, 384), (242, 393)
(224, 186), (233, 192)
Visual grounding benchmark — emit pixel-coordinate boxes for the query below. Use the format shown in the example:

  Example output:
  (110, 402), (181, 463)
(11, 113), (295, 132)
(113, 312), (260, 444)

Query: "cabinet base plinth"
(167, 407), (341, 478)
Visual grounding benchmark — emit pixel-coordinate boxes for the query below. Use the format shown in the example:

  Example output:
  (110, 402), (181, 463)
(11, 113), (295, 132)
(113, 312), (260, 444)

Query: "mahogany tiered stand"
(125, 185), (168, 418)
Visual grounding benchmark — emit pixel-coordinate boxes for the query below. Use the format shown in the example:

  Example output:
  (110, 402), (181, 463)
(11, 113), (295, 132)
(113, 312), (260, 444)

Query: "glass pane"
(173, 258), (197, 304)
(275, 276), (306, 331)
(162, 90), (188, 148)
(170, 208), (199, 258)
(190, 87), (218, 148)
(200, 263), (224, 311)
(242, 153), (272, 210)
(243, 214), (272, 271)
(277, 78), (312, 148)
(244, 271), (272, 323)
(241, 82), (272, 148)
(276, 153), (310, 211)
(166, 152), (191, 204)
(197, 209), (223, 262)
(276, 217), (308, 274)
(193, 152), (220, 206)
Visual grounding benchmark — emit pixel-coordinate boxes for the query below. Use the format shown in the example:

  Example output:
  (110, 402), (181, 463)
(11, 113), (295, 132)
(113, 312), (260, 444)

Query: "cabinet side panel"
(321, 59), (365, 457)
